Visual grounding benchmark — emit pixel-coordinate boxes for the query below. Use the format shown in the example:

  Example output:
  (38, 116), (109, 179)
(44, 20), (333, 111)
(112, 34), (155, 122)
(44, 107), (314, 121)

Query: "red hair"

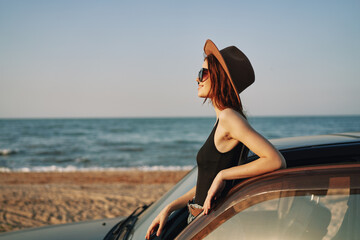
(204, 54), (250, 167)
(204, 54), (246, 118)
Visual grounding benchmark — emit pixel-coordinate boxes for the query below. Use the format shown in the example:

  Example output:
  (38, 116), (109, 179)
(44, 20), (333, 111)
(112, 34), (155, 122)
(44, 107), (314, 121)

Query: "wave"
(117, 146), (144, 152)
(0, 149), (17, 156)
(0, 165), (194, 172)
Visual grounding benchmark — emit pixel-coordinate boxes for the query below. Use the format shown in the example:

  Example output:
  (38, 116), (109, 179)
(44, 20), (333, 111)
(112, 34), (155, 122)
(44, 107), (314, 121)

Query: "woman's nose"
(196, 78), (200, 85)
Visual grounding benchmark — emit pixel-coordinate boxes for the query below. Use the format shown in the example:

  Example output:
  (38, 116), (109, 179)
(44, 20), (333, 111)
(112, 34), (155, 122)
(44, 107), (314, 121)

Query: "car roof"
(269, 132), (360, 150)
(244, 132), (360, 169)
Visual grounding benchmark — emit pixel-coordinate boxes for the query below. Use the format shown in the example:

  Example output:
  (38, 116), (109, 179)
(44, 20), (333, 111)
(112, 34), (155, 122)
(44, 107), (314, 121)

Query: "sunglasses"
(198, 68), (209, 84)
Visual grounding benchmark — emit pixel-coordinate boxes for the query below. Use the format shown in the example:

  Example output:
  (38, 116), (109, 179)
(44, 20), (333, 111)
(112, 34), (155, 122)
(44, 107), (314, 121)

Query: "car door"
(176, 164), (360, 240)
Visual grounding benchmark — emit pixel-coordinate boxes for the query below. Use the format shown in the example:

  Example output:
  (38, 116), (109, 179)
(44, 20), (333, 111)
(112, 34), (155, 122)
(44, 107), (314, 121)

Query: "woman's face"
(197, 60), (211, 98)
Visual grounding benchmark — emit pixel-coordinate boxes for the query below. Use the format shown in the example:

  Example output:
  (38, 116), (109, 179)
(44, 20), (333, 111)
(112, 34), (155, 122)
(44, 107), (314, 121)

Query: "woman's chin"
(197, 93), (209, 98)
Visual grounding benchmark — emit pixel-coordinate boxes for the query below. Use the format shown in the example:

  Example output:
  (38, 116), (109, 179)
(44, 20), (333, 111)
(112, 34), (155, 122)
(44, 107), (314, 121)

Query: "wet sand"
(0, 171), (189, 232)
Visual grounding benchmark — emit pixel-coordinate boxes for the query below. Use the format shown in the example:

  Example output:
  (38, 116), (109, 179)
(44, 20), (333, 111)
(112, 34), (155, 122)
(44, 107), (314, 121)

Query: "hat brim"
(203, 39), (241, 104)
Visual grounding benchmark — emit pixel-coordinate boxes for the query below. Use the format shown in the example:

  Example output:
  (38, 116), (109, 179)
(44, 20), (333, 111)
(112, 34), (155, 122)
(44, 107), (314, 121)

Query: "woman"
(145, 39), (286, 239)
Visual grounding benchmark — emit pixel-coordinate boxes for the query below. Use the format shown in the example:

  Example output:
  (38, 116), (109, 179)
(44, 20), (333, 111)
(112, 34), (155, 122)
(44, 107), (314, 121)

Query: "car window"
(176, 165), (360, 240)
(204, 192), (359, 240)
(130, 167), (197, 240)
(199, 166), (360, 240)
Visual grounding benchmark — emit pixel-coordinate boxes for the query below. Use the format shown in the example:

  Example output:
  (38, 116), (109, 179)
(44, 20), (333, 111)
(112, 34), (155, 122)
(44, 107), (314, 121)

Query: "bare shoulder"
(219, 108), (248, 124)
(218, 108), (251, 132)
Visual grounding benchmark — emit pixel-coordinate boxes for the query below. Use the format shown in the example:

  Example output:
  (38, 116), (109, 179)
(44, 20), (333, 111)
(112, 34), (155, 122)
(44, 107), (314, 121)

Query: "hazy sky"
(1, 0), (359, 118)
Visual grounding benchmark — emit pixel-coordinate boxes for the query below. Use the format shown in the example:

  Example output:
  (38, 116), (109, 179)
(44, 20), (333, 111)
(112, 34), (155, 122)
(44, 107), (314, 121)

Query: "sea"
(0, 116), (359, 172)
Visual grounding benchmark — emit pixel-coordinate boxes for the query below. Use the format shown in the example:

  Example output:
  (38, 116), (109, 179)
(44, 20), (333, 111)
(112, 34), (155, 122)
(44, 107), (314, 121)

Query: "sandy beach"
(0, 170), (189, 233)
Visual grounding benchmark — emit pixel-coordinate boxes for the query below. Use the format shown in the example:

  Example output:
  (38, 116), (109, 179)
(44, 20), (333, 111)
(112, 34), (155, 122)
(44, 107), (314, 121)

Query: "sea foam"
(0, 149), (17, 156)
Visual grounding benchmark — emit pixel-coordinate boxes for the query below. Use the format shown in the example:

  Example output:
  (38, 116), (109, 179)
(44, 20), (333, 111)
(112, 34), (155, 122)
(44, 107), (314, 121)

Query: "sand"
(0, 171), (189, 233)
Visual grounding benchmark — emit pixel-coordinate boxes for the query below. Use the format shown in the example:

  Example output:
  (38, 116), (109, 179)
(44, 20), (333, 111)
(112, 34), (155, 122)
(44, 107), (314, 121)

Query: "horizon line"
(1, 114), (360, 120)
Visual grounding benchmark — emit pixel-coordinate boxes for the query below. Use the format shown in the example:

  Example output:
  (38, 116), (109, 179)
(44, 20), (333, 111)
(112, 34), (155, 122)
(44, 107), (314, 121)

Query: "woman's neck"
(214, 106), (221, 120)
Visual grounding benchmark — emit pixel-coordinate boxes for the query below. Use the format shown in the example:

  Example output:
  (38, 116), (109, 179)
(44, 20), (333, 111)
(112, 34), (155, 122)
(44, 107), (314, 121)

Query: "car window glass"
(204, 191), (359, 240)
(130, 167), (197, 240)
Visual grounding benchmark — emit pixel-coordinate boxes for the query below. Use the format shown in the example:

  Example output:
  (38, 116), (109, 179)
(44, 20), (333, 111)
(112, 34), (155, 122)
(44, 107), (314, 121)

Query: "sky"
(0, 0), (359, 118)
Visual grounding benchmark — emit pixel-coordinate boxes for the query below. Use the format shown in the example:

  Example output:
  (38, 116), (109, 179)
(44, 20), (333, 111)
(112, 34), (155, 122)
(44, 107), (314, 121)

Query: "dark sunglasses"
(198, 68), (209, 84)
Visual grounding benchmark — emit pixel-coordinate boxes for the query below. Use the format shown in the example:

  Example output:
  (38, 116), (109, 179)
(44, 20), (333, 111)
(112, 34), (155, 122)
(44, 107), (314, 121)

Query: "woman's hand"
(203, 171), (225, 215)
(145, 186), (196, 239)
(145, 206), (171, 239)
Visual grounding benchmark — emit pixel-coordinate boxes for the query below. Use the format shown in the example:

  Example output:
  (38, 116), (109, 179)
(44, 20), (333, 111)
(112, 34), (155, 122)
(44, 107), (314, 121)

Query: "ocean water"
(0, 116), (359, 172)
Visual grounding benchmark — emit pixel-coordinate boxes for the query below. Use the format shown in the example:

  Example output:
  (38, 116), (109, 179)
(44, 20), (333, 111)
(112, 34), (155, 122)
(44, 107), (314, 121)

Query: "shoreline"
(0, 170), (189, 233)
(0, 170), (190, 184)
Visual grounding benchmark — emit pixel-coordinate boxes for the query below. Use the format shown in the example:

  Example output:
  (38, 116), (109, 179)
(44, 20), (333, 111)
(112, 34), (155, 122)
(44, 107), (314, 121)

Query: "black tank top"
(194, 119), (243, 205)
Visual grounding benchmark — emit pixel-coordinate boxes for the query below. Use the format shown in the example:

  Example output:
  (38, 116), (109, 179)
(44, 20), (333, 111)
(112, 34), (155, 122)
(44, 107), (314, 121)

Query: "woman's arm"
(165, 185), (196, 213)
(203, 109), (286, 214)
(145, 186), (196, 239)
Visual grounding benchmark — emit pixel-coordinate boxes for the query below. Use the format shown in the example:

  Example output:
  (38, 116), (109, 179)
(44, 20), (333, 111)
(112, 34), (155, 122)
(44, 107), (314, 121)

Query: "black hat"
(204, 39), (255, 103)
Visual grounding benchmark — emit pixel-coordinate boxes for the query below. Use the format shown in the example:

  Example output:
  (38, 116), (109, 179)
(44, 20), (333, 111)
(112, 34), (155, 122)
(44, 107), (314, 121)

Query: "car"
(1, 132), (359, 240)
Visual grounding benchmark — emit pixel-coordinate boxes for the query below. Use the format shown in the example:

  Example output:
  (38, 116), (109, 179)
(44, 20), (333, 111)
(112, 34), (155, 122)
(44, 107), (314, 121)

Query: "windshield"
(128, 167), (198, 240)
